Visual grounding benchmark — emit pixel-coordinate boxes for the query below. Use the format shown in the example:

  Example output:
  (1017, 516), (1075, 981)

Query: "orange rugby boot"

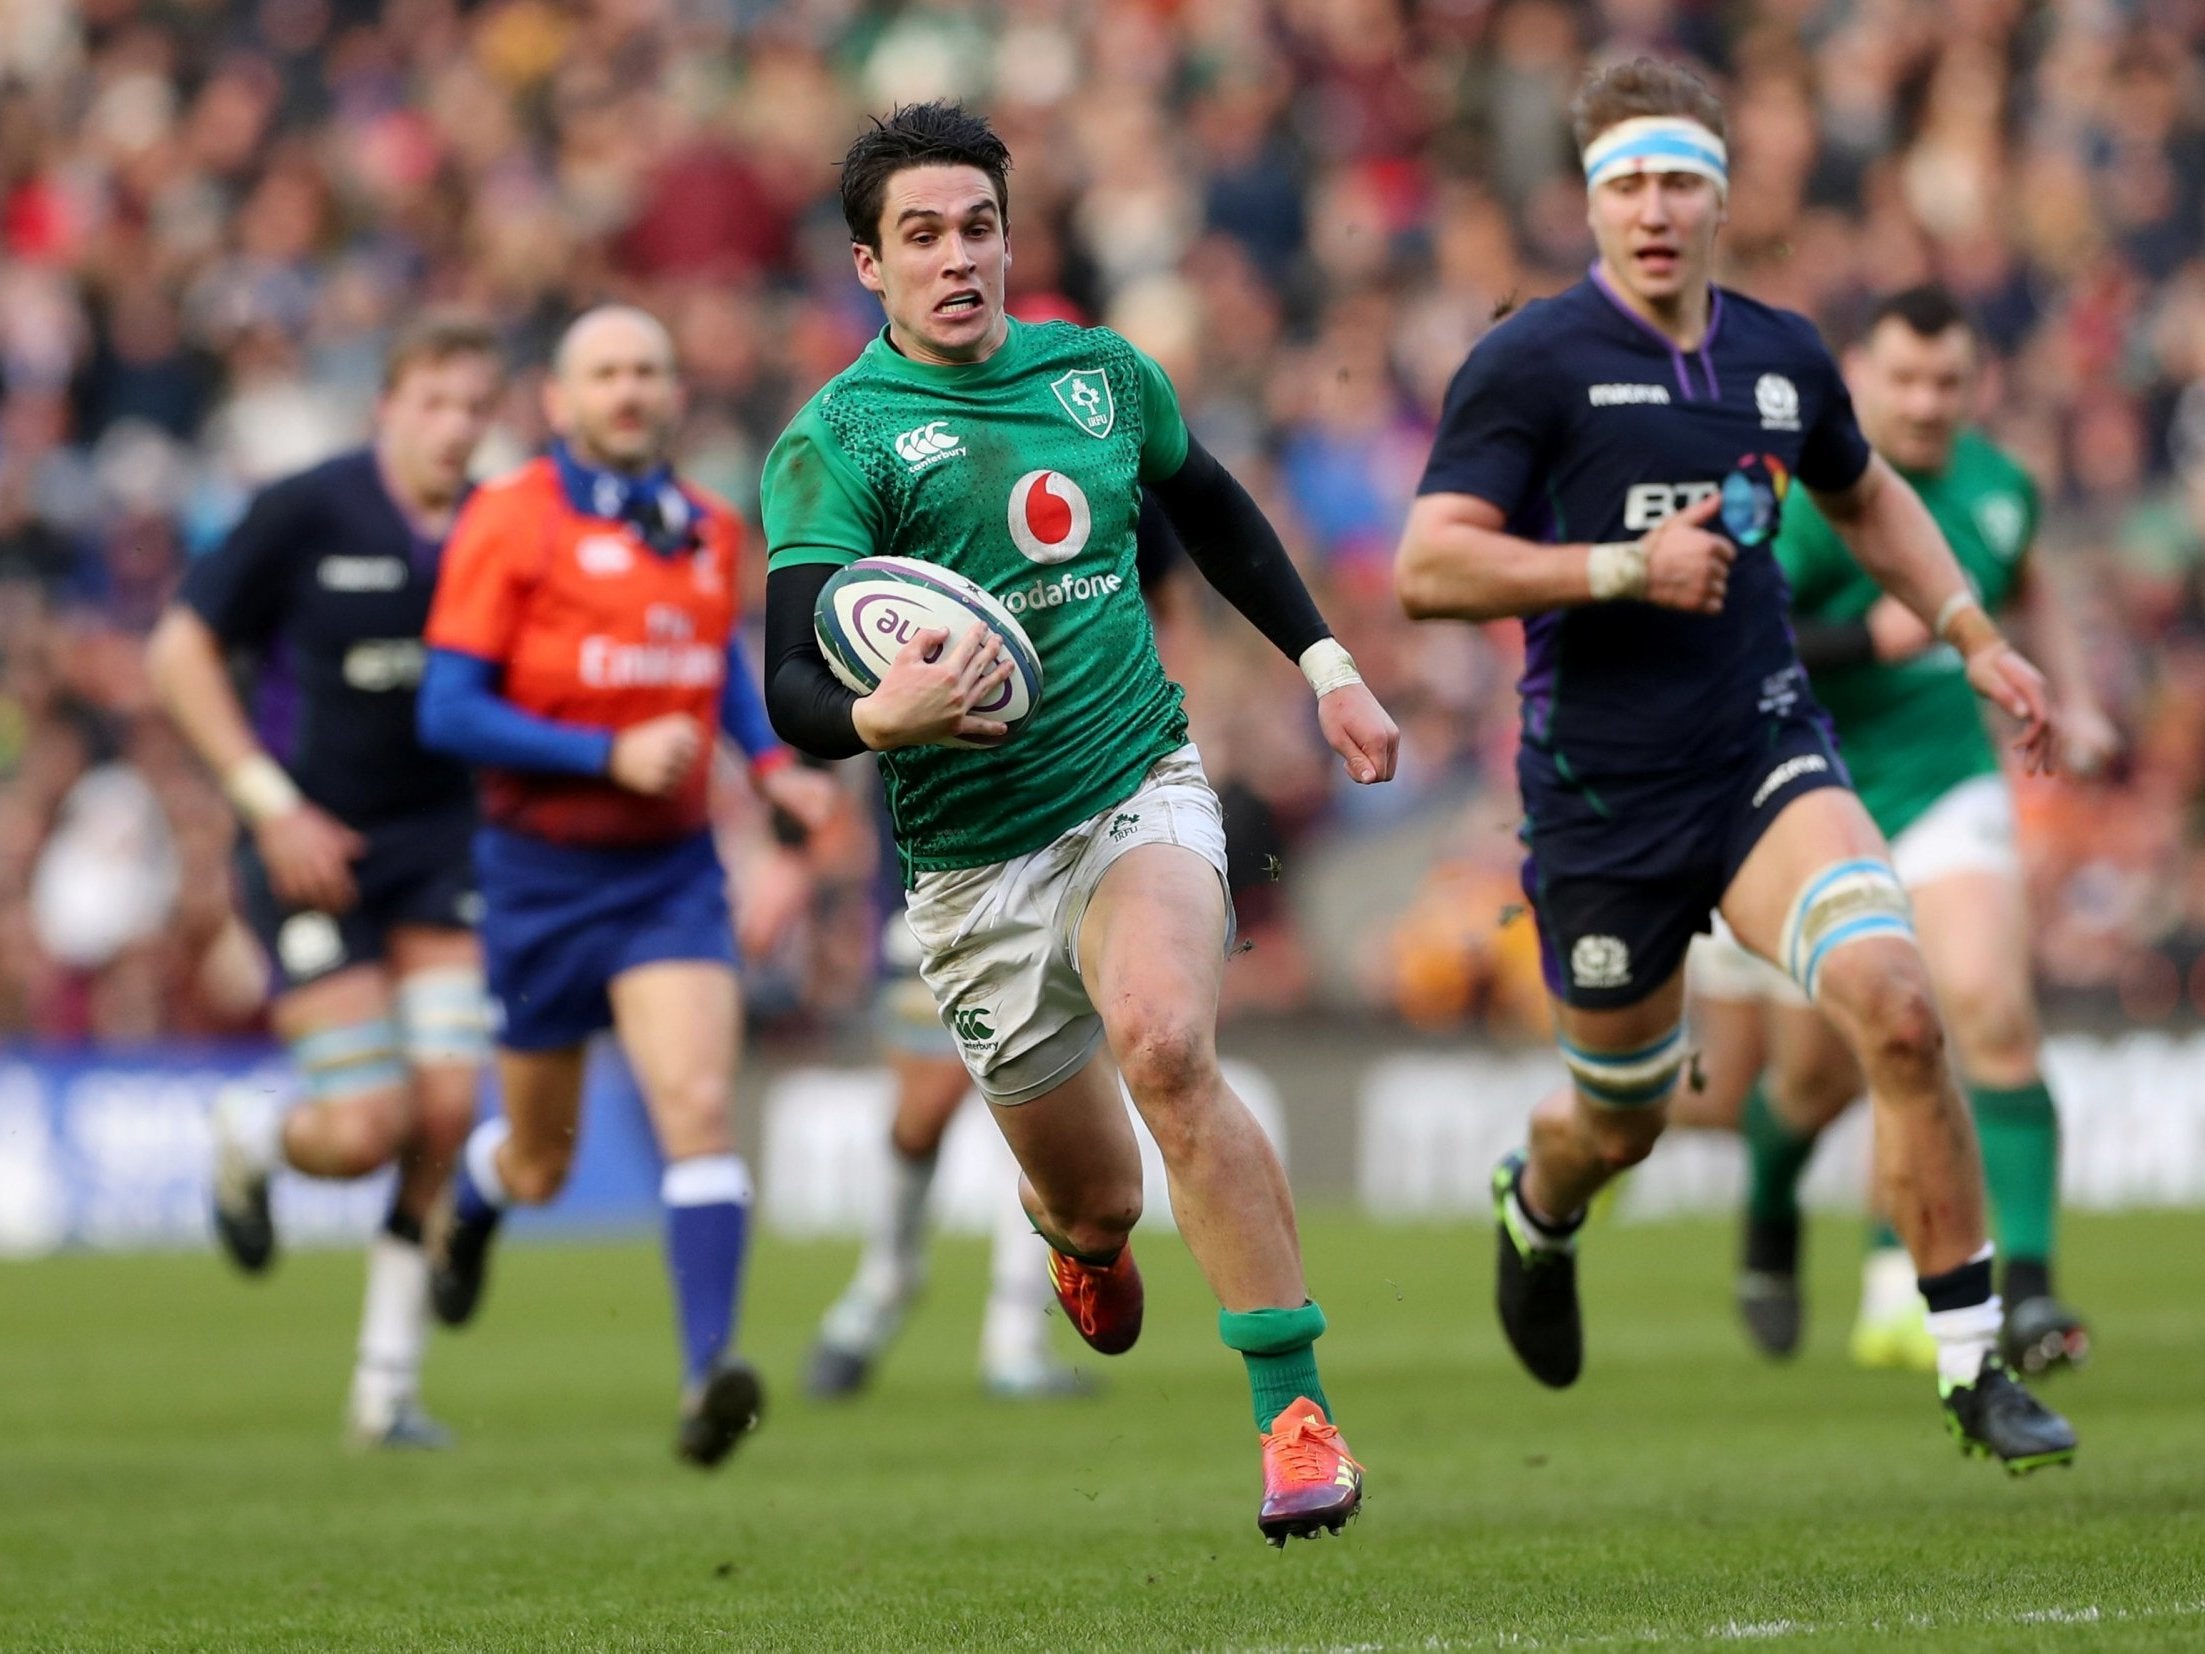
(1045, 1242), (1144, 1355)
(1257, 1397), (1364, 1545)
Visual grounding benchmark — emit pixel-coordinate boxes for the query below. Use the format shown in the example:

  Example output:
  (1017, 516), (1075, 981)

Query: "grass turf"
(3, 1209), (2201, 1651)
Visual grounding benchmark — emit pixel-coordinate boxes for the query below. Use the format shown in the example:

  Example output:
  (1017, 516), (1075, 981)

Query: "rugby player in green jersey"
(759, 103), (1399, 1543)
(1683, 287), (2117, 1375)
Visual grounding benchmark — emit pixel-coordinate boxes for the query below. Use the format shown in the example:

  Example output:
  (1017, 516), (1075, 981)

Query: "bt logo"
(1622, 481), (1719, 532)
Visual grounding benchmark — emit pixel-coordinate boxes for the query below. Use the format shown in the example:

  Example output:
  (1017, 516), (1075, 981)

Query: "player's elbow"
(413, 653), (467, 758)
(143, 607), (202, 709)
(1394, 539), (1490, 622)
(1393, 540), (1446, 619)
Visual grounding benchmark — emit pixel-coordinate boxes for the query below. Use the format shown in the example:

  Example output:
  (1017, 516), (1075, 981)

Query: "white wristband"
(1298, 637), (1362, 698)
(223, 754), (303, 825)
(1587, 541), (1650, 601)
(1933, 590), (1982, 642)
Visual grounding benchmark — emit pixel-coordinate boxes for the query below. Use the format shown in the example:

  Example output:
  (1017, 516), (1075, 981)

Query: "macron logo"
(1589, 384), (1671, 407)
(894, 421), (964, 472)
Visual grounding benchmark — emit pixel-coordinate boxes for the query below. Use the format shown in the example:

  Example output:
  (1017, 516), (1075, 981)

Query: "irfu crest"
(1050, 368), (1115, 439)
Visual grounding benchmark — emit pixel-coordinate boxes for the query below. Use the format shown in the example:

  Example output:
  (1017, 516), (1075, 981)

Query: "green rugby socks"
(1221, 1302), (1331, 1431)
(1973, 1079), (2060, 1287)
(1744, 1082), (1818, 1226)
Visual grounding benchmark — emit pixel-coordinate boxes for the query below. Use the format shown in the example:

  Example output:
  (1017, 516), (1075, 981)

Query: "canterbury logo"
(894, 421), (963, 470)
(951, 1006), (995, 1044)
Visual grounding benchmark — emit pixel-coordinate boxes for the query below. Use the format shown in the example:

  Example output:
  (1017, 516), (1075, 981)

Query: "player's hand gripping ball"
(815, 556), (1044, 748)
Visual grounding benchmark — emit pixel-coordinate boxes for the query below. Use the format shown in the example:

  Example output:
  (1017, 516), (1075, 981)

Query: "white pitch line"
(1229, 1595), (2205, 1653)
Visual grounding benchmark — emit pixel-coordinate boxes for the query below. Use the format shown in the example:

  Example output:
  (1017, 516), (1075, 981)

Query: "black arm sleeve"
(1133, 486), (1185, 591)
(1791, 618), (1877, 672)
(1148, 434), (1331, 662)
(765, 563), (868, 760)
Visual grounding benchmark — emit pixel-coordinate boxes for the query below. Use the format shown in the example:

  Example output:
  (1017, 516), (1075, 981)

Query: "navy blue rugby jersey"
(1419, 269), (1873, 780)
(180, 448), (475, 826)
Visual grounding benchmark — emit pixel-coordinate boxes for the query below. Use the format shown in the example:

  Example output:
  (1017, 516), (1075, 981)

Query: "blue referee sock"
(663, 1155), (752, 1387)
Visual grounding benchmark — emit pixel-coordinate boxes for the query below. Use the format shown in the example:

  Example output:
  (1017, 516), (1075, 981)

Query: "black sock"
(1743, 1216), (1800, 1275)
(2003, 1256), (2052, 1305)
(382, 1204), (424, 1247)
(1919, 1250), (1995, 1313)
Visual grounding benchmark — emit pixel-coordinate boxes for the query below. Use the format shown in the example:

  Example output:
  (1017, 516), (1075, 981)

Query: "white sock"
(818, 1145), (934, 1356)
(857, 1145), (935, 1301)
(1510, 1183), (1576, 1254)
(982, 1178), (1054, 1375)
(1925, 1243), (2003, 1386)
(217, 1083), (284, 1172)
(350, 1231), (429, 1428)
(1858, 1246), (1922, 1324)
(884, 1145), (936, 1266)
(463, 1119), (511, 1210)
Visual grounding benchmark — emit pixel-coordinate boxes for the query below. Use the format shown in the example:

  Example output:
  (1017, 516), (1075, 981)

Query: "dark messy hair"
(1569, 56), (1727, 153)
(381, 309), (499, 393)
(839, 101), (1012, 253)
(1865, 283), (1973, 343)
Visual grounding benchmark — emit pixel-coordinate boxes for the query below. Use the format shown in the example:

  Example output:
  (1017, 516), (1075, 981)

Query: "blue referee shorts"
(475, 826), (737, 1051)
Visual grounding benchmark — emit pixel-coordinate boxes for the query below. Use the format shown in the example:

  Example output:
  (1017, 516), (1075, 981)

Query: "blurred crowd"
(5, 0), (2205, 1045)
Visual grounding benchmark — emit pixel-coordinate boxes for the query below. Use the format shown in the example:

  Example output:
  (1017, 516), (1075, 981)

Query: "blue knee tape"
(1559, 1025), (1687, 1108)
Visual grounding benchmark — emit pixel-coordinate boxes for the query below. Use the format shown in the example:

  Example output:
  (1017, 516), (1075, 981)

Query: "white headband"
(1583, 116), (1728, 195)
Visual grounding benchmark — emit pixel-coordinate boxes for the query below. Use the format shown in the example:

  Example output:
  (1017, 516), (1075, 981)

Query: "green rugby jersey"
(761, 317), (1191, 877)
(1778, 428), (2039, 840)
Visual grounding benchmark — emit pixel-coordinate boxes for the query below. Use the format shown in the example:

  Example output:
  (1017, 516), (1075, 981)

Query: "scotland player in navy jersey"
(1393, 59), (2076, 1471)
(146, 315), (503, 1447)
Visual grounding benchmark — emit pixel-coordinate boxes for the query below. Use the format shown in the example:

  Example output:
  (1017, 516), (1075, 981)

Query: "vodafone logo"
(1007, 470), (1091, 565)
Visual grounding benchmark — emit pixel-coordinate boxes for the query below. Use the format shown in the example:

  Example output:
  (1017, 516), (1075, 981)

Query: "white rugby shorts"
(903, 744), (1231, 1105)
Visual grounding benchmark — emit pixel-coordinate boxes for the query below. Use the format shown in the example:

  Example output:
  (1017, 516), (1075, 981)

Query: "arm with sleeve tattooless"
(719, 632), (793, 773)
(417, 647), (615, 775)
(1147, 433), (1333, 662)
(764, 564), (869, 760)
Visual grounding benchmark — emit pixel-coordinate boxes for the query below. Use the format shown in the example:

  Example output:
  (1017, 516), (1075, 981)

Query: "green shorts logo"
(1108, 811), (1141, 842)
(952, 1006), (996, 1045)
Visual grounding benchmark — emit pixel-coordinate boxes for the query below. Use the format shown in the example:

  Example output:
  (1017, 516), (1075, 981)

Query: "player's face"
(853, 164), (1009, 366)
(1589, 169), (1724, 313)
(1849, 322), (1974, 474)
(549, 314), (684, 473)
(378, 352), (501, 509)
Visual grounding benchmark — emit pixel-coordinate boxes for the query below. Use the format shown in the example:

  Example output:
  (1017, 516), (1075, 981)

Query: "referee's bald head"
(553, 305), (677, 384)
(547, 304), (683, 474)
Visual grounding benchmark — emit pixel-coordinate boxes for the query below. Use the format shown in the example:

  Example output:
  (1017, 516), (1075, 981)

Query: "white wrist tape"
(1587, 541), (1650, 601)
(224, 754), (303, 824)
(1933, 590), (1983, 643)
(1298, 638), (1362, 698)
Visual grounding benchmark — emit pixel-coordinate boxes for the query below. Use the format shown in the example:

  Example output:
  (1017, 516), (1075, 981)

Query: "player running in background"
(806, 495), (1185, 1403)
(1678, 286), (2115, 1373)
(1393, 59), (2077, 1471)
(146, 314), (503, 1448)
(416, 305), (836, 1468)
(761, 103), (1399, 1543)
(804, 867), (1090, 1403)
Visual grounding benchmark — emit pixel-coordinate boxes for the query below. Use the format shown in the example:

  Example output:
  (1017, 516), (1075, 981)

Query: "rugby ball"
(814, 555), (1043, 746)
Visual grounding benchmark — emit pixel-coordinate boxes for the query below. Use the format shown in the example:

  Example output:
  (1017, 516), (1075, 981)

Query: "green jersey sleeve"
(1133, 347), (1190, 483)
(1774, 488), (1868, 619)
(761, 403), (886, 570)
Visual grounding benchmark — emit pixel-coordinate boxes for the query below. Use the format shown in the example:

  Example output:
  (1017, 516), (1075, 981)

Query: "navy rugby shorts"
(1519, 711), (1850, 1011)
(236, 799), (479, 994)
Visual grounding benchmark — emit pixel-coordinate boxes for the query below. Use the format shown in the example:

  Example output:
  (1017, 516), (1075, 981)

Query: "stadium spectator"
(6, 0), (2205, 1040)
